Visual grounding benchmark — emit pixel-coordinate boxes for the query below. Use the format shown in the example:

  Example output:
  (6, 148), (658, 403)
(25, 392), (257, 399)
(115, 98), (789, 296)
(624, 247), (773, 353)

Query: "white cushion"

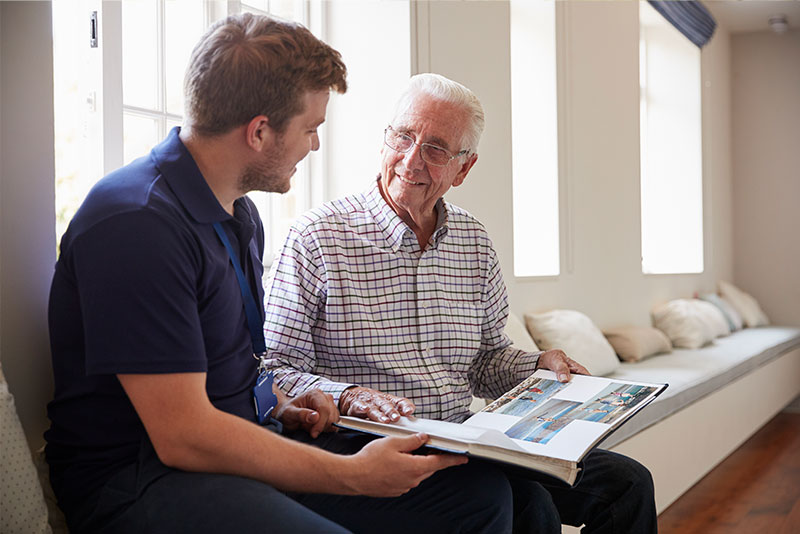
(699, 293), (743, 331)
(0, 366), (51, 534)
(503, 313), (540, 353)
(719, 280), (769, 327)
(524, 309), (620, 376)
(695, 299), (731, 338)
(651, 299), (716, 349)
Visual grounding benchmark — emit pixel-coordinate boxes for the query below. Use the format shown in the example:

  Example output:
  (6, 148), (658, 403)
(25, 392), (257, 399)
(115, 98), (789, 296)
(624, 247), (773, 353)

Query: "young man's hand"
(343, 433), (468, 497)
(275, 389), (339, 438)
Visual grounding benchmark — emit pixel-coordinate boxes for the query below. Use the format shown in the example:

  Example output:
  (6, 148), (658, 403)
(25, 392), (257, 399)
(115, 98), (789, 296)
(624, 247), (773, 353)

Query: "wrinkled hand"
(537, 349), (590, 382)
(347, 433), (468, 497)
(339, 386), (415, 423)
(274, 389), (339, 439)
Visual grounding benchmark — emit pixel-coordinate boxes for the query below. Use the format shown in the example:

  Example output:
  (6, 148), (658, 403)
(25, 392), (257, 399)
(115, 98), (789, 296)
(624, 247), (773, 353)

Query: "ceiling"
(705, 1), (800, 33)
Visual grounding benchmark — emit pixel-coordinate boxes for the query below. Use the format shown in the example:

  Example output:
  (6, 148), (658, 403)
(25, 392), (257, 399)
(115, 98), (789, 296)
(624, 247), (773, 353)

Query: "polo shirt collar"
(150, 127), (232, 224)
(365, 176), (451, 252)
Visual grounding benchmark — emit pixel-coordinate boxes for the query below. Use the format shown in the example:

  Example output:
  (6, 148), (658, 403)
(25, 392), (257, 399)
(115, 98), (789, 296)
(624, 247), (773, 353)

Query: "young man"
(46, 16), (512, 534)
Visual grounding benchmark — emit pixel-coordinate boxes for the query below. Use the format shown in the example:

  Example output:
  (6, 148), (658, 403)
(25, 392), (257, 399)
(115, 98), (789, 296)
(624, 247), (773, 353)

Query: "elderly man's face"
(380, 94), (476, 218)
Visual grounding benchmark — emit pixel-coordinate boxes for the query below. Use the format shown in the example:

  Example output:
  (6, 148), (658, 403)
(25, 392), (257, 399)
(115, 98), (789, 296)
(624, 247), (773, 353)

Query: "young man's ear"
(452, 153), (478, 188)
(245, 115), (273, 152)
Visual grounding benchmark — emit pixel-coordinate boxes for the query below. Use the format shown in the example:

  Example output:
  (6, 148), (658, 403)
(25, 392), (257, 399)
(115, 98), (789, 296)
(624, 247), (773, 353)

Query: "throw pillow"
(651, 299), (716, 349)
(0, 366), (51, 534)
(718, 281), (769, 327)
(603, 325), (672, 363)
(524, 309), (620, 376)
(504, 313), (540, 353)
(699, 293), (743, 331)
(694, 299), (731, 338)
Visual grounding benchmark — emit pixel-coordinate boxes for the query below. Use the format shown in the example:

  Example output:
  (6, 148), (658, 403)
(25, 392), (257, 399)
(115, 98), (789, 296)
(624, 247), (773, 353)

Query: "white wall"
(731, 30), (800, 327)
(0, 0), (743, 449)
(421, 1), (734, 329)
(0, 1), (57, 450)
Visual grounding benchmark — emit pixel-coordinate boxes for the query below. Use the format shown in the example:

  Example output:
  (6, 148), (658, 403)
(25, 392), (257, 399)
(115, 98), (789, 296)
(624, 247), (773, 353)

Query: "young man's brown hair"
(184, 13), (347, 136)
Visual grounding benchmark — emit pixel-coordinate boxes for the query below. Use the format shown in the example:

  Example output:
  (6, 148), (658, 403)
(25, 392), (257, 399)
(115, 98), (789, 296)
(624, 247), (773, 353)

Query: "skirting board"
(562, 347), (800, 533)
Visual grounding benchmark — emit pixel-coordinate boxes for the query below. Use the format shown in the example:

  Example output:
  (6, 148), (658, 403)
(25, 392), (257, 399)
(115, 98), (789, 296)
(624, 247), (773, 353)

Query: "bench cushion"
(599, 326), (800, 448)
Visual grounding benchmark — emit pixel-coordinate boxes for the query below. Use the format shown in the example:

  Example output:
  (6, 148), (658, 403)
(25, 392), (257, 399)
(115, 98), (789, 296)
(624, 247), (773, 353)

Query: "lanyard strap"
(212, 222), (266, 356)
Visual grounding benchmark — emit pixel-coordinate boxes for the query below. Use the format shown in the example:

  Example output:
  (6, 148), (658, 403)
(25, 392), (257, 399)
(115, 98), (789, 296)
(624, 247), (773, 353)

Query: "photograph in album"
(337, 370), (667, 486)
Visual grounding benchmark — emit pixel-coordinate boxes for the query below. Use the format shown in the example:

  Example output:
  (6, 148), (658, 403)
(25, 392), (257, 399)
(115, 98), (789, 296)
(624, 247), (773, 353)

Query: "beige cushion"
(524, 309), (620, 376)
(651, 299), (716, 349)
(718, 280), (769, 327)
(603, 325), (672, 363)
(504, 313), (540, 353)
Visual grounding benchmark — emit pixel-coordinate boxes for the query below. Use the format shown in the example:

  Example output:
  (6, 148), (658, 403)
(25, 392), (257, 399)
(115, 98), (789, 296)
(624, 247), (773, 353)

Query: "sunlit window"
(639, 1), (703, 274)
(121, 0), (205, 164)
(239, 1), (315, 265)
(509, 0), (560, 277)
(53, 0), (318, 264)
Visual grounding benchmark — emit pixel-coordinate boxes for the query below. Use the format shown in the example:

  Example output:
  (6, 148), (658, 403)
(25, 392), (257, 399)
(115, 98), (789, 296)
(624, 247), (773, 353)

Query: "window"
(639, 1), (703, 274)
(509, 0), (560, 277)
(53, 0), (319, 263)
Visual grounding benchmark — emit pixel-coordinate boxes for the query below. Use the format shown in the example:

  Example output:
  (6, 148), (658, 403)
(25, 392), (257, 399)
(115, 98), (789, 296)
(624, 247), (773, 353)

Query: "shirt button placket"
(417, 250), (445, 417)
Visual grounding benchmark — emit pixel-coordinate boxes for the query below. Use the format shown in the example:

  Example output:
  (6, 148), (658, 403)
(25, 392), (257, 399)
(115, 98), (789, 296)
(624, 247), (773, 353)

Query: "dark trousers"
(511, 449), (658, 534)
(65, 431), (512, 534)
(65, 432), (655, 534)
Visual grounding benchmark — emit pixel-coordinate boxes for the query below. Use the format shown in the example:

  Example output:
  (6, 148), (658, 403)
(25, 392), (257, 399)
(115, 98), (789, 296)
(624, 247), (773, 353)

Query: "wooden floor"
(658, 411), (800, 533)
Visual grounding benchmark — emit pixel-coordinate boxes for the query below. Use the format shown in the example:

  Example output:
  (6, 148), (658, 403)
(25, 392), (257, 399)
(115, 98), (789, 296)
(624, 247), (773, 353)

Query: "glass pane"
(165, 0), (206, 115)
(243, 0), (304, 21)
(269, 0), (304, 21)
(247, 159), (309, 266)
(124, 113), (160, 165)
(122, 0), (159, 110)
(242, 0), (270, 13)
(639, 1), (703, 274)
(510, 0), (559, 277)
(53, 0), (105, 245)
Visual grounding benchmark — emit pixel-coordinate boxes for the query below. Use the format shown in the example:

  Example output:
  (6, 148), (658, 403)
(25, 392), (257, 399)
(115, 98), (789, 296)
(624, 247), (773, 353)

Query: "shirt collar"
(150, 127), (232, 224)
(365, 176), (451, 252)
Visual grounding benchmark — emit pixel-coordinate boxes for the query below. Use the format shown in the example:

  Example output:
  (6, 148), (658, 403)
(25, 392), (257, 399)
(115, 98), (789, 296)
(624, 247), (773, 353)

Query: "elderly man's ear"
(453, 153), (478, 187)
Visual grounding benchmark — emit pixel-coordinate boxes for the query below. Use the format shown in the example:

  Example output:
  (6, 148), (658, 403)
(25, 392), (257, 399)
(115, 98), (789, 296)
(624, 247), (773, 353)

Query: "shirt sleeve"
(68, 210), (207, 374)
(262, 225), (355, 401)
(468, 246), (542, 400)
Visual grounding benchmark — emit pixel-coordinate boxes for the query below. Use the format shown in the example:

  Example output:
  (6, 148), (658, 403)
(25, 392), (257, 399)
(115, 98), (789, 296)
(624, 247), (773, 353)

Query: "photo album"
(336, 370), (667, 486)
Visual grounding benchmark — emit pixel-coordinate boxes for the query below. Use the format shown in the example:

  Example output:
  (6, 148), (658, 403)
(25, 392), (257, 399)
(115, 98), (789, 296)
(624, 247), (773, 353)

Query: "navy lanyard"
(212, 222), (266, 356)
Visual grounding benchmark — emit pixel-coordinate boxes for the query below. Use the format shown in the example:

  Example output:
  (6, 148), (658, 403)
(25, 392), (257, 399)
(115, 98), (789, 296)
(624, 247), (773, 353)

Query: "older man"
(46, 19), (514, 534)
(264, 73), (657, 533)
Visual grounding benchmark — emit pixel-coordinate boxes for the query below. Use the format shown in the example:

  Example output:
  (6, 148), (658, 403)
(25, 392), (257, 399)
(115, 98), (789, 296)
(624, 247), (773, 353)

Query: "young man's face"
(241, 89), (329, 194)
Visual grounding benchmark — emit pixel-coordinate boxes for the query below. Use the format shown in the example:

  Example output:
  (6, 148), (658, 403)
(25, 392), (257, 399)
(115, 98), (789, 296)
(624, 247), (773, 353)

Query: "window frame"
(55, 0), (325, 266)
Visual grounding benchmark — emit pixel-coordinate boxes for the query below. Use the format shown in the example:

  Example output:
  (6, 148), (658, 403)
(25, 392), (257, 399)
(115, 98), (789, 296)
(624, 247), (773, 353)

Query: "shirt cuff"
(531, 350), (544, 371)
(318, 381), (357, 406)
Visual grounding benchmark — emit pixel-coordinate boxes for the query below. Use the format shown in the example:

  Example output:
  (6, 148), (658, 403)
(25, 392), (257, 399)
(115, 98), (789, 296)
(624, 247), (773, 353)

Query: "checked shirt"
(262, 179), (540, 422)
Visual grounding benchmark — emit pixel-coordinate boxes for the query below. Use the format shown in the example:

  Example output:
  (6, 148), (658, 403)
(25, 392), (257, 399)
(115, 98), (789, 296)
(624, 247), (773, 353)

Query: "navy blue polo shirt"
(45, 127), (265, 513)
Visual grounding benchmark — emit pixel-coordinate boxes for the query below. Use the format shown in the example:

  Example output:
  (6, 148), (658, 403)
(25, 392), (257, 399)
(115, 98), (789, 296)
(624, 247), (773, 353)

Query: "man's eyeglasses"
(384, 126), (469, 167)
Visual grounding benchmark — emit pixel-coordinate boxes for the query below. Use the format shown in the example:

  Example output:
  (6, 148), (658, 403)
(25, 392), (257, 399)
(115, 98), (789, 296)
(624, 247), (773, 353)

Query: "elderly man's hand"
(537, 349), (590, 382)
(339, 386), (416, 423)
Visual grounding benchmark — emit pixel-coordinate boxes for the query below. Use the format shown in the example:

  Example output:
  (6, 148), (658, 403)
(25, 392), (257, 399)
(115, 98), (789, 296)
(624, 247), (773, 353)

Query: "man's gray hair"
(393, 73), (485, 153)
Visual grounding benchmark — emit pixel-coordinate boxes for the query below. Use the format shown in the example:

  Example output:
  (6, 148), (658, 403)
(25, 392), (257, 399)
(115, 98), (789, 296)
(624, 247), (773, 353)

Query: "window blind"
(647, 1), (717, 48)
